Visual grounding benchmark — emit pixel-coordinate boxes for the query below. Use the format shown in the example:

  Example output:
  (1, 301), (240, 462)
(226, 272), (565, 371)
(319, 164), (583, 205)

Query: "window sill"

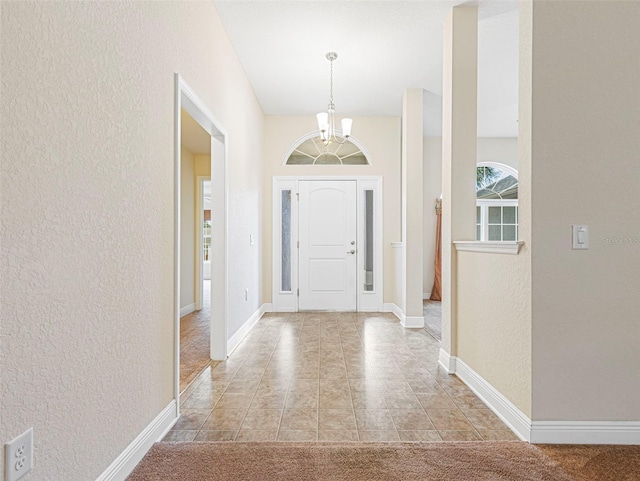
(453, 241), (524, 255)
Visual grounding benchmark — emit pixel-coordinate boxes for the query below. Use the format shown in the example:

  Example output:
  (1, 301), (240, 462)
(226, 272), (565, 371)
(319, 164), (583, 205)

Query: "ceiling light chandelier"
(316, 52), (352, 145)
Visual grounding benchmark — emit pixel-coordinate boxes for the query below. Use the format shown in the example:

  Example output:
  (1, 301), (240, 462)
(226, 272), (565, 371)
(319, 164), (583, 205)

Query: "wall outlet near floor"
(245, 288), (249, 301)
(5, 428), (33, 481)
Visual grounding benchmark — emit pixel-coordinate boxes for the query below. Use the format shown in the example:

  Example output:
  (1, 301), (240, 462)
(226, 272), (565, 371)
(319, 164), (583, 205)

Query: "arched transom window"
(476, 163), (518, 241)
(285, 133), (370, 165)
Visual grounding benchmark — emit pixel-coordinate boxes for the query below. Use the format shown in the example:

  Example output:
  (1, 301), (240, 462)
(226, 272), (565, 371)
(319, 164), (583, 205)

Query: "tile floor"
(165, 312), (517, 443)
(423, 300), (442, 341)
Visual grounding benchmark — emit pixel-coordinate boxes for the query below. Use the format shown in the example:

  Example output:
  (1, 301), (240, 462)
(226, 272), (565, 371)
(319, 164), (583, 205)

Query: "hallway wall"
(527, 0), (640, 422)
(0, 2), (264, 479)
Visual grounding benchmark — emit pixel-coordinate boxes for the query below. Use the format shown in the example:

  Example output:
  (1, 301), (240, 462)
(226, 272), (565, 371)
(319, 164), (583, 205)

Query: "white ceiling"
(213, 0), (519, 137)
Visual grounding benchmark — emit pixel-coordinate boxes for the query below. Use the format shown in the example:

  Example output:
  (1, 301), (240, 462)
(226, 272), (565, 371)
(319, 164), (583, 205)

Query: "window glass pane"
(364, 190), (374, 292)
(488, 206), (502, 224)
(476, 206), (481, 223)
(315, 153), (341, 165)
(476, 166), (518, 199)
(287, 155), (313, 165)
(476, 225), (481, 241)
(503, 206), (516, 224)
(286, 137), (370, 165)
(488, 225), (502, 241)
(503, 225), (516, 241)
(281, 190), (292, 292)
(203, 226), (211, 261)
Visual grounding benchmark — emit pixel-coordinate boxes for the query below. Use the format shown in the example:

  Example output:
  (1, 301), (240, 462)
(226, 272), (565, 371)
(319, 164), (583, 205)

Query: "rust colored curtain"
(430, 199), (442, 301)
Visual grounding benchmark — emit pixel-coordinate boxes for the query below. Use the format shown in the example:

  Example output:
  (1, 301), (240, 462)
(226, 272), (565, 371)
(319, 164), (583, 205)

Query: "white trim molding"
(454, 240), (523, 255)
(179, 303), (195, 318)
(402, 316), (424, 328)
(96, 400), (177, 481)
(382, 302), (403, 320)
(530, 421), (640, 445)
(271, 176), (383, 313)
(174, 73), (228, 396)
(438, 348), (457, 374)
(382, 303), (424, 328)
(442, 353), (640, 445)
(227, 304), (269, 355)
(454, 357), (531, 442)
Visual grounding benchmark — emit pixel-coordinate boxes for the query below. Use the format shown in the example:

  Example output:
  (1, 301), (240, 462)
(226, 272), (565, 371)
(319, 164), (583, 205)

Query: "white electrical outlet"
(5, 428), (33, 481)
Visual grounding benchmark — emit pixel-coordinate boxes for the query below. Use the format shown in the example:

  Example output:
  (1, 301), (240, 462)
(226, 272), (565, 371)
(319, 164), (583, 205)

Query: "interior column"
(401, 88), (425, 328)
(440, 6), (478, 370)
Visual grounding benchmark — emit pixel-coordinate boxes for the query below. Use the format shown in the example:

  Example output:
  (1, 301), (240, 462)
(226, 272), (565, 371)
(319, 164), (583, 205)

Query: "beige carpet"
(126, 441), (573, 480)
(540, 445), (640, 481)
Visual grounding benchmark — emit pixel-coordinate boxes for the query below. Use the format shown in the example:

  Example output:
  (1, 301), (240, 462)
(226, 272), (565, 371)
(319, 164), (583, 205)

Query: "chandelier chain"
(329, 56), (334, 106)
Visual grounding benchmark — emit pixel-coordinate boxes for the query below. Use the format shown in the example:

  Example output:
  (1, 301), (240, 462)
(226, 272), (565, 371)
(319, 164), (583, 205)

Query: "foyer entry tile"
(166, 312), (514, 443)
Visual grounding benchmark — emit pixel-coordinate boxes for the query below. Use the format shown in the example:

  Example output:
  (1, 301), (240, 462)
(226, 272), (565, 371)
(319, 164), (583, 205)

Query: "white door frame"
(174, 74), (228, 408)
(272, 175), (383, 312)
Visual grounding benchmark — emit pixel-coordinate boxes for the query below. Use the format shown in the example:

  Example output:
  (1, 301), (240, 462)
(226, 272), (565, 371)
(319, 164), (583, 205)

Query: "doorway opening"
(179, 110), (213, 391)
(174, 74), (227, 405)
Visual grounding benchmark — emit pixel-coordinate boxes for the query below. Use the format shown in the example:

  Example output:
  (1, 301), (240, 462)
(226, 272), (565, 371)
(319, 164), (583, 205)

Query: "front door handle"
(347, 250), (356, 255)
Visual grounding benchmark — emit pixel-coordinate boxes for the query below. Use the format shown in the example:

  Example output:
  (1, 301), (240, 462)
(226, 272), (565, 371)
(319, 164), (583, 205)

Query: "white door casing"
(174, 74), (228, 411)
(298, 180), (357, 311)
(272, 176), (383, 313)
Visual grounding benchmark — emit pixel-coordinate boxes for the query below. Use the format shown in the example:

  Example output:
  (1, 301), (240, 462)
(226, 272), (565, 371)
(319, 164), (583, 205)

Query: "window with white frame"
(284, 133), (370, 165)
(476, 163), (518, 241)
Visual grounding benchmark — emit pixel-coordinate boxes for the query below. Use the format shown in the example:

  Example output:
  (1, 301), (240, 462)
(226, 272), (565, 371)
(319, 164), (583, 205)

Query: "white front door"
(298, 180), (357, 311)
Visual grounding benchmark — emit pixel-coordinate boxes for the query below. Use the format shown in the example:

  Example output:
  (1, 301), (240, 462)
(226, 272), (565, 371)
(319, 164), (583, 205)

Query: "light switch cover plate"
(572, 225), (589, 250)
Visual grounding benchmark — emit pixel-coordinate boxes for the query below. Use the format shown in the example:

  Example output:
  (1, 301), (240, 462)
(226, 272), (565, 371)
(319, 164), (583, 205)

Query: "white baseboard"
(438, 348), (456, 373)
(530, 421), (640, 444)
(262, 303), (274, 313)
(381, 303), (424, 328)
(227, 303), (267, 355)
(444, 353), (640, 445)
(423, 292), (431, 300)
(179, 303), (195, 317)
(402, 315), (424, 328)
(382, 303), (403, 321)
(454, 357), (531, 442)
(96, 400), (177, 481)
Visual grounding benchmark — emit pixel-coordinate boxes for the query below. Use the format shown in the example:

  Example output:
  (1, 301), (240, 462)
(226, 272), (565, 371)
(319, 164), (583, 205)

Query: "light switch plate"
(572, 225), (589, 250)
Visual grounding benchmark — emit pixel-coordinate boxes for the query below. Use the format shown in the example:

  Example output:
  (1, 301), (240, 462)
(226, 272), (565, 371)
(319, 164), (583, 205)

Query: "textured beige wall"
(529, 0), (640, 420)
(454, 4), (532, 420)
(0, 2), (263, 479)
(195, 155), (211, 178)
(261, 116), (401, 305)
(180, 146), (196, 310)
(457, 247), (532, 416)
